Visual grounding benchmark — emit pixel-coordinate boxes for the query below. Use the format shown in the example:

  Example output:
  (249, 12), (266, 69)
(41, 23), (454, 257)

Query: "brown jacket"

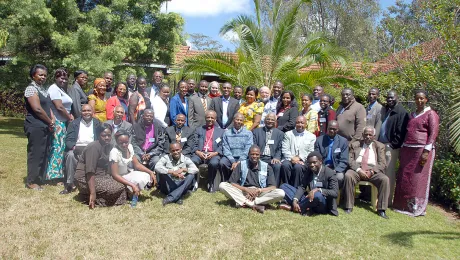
(349, 140), (386, 175)
(336, 101), (367, 142)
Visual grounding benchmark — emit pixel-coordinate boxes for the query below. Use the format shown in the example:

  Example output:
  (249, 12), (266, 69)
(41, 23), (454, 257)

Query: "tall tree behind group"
(0, 0), (184, 89)
(259, 0), (381, 60)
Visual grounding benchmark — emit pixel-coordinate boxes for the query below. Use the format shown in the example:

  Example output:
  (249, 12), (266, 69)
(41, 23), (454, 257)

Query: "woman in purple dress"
(393, 90), (439, 216)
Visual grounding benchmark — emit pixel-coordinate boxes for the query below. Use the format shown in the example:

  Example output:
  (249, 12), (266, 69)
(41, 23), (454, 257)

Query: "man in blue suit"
(169, 80), (189, 126)
(191, 110), (225, 193)
(314, 120), (349, 188)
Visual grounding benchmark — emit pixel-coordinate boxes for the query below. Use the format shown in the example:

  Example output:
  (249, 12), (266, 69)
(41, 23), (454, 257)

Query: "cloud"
(221, 30), (239, 42)
(161, 0), (251, 17)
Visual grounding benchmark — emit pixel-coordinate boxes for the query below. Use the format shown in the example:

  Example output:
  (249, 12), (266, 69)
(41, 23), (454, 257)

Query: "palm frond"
(450, 86), (460, 154)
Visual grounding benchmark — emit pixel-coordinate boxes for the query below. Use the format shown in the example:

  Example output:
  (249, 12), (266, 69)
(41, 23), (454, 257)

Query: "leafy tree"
(187, 33), (223, 52)
(0, 0), (184, 89)
(182, 0), (352, 97)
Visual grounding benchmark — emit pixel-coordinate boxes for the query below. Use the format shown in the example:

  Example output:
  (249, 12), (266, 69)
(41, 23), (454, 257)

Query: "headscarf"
(93, 78), (106, 95)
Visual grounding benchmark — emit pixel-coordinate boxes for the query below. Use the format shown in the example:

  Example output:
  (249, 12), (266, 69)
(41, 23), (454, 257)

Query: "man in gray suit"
(209, 82), (240, 129)
(164, 114), (195, 159)
(366, 88), (383, 139)
(105, 105), (133, 145)
(188, 80), (211, 129)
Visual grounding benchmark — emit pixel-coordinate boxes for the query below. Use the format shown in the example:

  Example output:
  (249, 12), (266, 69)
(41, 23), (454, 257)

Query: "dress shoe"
(25, 183), (43, 191)
(377, 210), (389, 219)
(279, 203), (292, 211)
(176, 199), (183, 205)
(59, 189), (70, 195)
(252, 205), (265, 214)
(344, 208), (353, 214)
(208, 185), (216, 193)
(162, 198), (174, 206)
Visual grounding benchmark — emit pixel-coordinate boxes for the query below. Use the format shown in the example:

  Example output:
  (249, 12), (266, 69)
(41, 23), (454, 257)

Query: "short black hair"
(96, 123), (113, 137)
(29, 64), (47, 78)
(307, 151), (323, 161)
(114, 129), (130, 141)
(74, 70), (88, 79)
(245, 86), (258, 97)
(114, 82), (129, 99)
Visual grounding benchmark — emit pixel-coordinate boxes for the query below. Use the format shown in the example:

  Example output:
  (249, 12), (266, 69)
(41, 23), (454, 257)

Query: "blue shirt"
(325, 136), (334, 166)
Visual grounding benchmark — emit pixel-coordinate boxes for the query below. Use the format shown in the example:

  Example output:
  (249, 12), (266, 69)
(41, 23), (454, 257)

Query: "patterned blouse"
(301, 107), (319, 134)
(238, 101), (265, 130)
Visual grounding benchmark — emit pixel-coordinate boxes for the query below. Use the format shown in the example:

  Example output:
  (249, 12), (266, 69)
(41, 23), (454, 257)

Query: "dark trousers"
(219, 156), (239, 181)
(281, 160), (306, 187)
(159, 174), (195, 202)
(191, 155), (221, 188)
(25, 126), (49, 184)
(343, 169), (390, 210)
(148, 155), (161, 172)
(281, 183), (327, 214)
(261, 155), (282, 187)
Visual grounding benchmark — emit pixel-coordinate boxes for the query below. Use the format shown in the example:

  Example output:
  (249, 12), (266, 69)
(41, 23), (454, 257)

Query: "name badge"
(334, 148), (341, 153)
(319, 118), (326, 123)
(278, 112), (284, 117)
(181, 137), (187, 142)
(316, 182), (323, 188)
(216, 137), (221, 143)
(267, 140), (275, 145)
(149, 138), (155, 142)
(260, 171), (267, 176)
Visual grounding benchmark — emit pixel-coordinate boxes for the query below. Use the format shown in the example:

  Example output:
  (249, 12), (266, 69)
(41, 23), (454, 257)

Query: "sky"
(161, 0), (404, 51)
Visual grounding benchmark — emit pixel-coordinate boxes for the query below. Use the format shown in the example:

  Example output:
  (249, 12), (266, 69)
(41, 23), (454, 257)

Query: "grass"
(0, 116), (459, 259)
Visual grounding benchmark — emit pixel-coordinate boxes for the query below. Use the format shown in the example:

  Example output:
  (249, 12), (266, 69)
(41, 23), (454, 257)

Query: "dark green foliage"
(431, 156), (460, 213)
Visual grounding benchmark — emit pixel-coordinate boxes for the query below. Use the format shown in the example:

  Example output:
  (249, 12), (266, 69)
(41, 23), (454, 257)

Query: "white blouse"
(109, 144), (135, 176)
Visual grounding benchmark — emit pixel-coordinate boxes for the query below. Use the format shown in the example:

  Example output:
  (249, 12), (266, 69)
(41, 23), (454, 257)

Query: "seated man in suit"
(281, 116), (316, 187)
(253, 113), (284, 186)
(219, 145), (285, 214)
(191, 110), (225, 193)
(105, 105), (133, 144)
(155, 143), (199, 206)
(209, 82), (240, 130)
(343, 126), (390, 219)
(280, 151), (338, 216)
(63, 104), (101, 194)
(188, 80), (211, 129)
(220, 113), (253, 181)
(132, 109), (166, 171)
(164, 114), (195, 159)
(314, 120), (348, 187)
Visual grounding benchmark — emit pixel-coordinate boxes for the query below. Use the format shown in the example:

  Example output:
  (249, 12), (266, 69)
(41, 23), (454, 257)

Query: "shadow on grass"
(215, 199), (237, 207)
(0, 117), (26, 138)
(384, 231), (460, 247)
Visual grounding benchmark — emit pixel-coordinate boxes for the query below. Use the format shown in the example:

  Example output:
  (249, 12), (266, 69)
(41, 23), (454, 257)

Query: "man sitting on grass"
(219, 145), (285, 214)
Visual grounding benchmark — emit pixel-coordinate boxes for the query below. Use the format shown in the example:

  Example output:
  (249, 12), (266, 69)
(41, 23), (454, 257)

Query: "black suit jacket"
(132, 118), (165, 157)
(164, 125), (195, 157)
(276, 106), (298, 132)
(65, 118), (101, 151)
(252, 127), (284, 160)
(294, 166), (339, 216)
(314, 134), (349, 173)
(378, 103), (409, 149)
(210, 96), (240, 129)
(194, 125), (225, 155)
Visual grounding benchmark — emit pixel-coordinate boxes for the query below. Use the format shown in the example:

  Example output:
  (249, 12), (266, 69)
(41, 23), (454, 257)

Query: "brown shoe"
(279, 203), (292, 211)
(252, 205), (265, 214)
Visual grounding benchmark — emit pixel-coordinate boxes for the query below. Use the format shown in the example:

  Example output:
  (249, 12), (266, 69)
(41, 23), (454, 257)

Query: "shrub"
(430, 156), (460, 213)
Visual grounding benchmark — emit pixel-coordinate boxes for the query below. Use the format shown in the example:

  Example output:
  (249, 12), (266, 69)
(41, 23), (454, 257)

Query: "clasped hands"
(171, 168), (188, 179)
(291, 156), (304, 165)
(196, 151), (218, 160)
(358, 169), (373, 180)
(244, 187), (262, 201)
(292, 188), (318, 213)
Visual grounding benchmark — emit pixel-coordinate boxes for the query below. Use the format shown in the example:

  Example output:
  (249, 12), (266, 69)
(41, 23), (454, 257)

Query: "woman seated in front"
(109, 130), (157, 197)
(74, 123), (127, 208)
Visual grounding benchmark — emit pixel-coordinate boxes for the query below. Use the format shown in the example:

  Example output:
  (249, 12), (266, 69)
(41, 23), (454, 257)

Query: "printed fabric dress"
(238, 101), (264, 130)
(301, 108), (319, 135)
(88, 94), (107, 122)
(74, 141), (127, 207)
(393, 107), (439, 217)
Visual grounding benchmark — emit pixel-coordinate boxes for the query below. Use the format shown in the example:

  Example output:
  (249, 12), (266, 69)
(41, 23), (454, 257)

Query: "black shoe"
(377, 210), (389, 219)
(208, 184), (216, 193)
(59, 189), (70, 195)
(176, 199), (183, 205)
(344, 208), (353, 214)
(162, 198), (174, 206)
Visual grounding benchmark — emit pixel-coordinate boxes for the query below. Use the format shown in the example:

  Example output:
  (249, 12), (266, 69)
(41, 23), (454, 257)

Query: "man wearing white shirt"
(63, 104), (101, 194)
(148, 70), (164, 101)
(260, 81), (283, 127)
(280, 116), (316, 187)
(311, 85), (324, 112)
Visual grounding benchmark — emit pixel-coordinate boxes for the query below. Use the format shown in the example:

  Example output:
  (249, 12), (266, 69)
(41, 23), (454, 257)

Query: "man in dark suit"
(191, 110), (225, 193)
(378, 90), (409, 207)
(253, 113), (284, 186)
(105, 105), (133, 145)
(279, 151), (338, 216)
(209, 82), (240, 129)
(343, 126), (390, 219)
(63, 104), (100, 194)
(164, 114), (195, 159)
(132, 109), (166, 171)
(188, 80), (211, 129)
(314, 120), (349, 187)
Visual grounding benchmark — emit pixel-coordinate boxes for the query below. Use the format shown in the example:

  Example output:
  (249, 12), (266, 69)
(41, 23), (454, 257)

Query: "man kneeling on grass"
(219, 145), (285, 214)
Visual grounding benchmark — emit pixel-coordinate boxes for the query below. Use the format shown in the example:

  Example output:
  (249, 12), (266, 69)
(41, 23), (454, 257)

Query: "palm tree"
(182, 0), (352, 95)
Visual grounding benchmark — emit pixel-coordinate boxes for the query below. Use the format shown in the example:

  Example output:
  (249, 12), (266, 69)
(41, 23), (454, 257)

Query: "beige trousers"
(384, 145), (399, 207)
(219, 182), (285, 206)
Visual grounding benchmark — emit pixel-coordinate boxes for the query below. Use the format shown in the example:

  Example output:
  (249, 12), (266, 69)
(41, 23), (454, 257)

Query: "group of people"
(24, 64), (439, 218)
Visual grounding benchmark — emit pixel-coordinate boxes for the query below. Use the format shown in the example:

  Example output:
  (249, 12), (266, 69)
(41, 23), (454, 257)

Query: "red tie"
(361, 146), (369, 171)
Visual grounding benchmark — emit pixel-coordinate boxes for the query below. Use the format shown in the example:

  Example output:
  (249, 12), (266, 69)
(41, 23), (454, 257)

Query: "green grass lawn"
(0, 117), (459, 259)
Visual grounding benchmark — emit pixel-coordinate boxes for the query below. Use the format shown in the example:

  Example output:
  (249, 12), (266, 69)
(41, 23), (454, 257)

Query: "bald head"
(81, 104), (93, 122)
(295, 116), (306, 133)
(327, 120), (339, 138)
(264, 113), (276, 129)
(233, 113), (244, 130)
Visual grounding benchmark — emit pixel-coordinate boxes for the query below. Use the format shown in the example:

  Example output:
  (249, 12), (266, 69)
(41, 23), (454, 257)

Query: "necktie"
(176, 131), (181, 143)
(361, 146), (370, 171)
(202, 96), (207, 111)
